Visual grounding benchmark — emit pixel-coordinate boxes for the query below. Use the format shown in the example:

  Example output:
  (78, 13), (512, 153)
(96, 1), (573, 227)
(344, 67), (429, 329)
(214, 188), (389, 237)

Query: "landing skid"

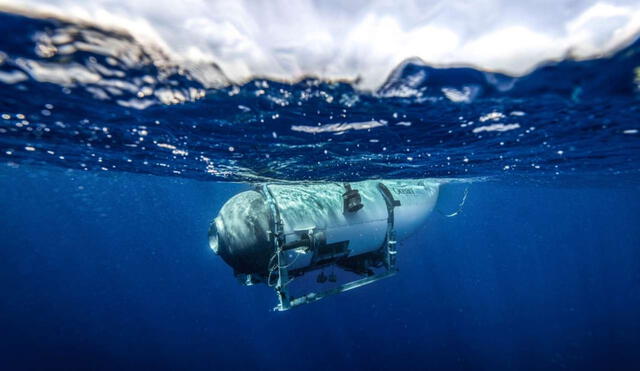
(275, 268), (396, 311)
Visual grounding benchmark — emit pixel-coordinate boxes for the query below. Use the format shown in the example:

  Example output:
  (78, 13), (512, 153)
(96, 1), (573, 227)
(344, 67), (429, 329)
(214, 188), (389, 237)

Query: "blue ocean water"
(1, 10), (640, 370)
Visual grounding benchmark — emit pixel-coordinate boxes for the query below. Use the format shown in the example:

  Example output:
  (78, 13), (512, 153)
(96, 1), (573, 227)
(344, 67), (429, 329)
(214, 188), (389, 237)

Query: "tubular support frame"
(264, 182), (401, 312)
(276, 270), (397, 311)
(260, 184), (292, 311)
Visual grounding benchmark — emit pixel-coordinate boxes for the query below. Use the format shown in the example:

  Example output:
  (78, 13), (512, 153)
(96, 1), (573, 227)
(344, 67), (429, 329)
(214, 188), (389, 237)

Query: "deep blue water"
(1, 166), (639, 370)
(1, 10), (640, 371)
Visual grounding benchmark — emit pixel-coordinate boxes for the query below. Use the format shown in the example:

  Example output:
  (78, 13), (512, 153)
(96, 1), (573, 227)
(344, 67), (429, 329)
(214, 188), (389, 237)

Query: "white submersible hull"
(209, 179), (440, 311)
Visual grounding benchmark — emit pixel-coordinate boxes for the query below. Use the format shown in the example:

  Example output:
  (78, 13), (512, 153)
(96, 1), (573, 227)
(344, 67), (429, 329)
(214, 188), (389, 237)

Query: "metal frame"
(285, 269), (396, 309)
(260, 184), (292, 310)
(259, 183), (400, 312)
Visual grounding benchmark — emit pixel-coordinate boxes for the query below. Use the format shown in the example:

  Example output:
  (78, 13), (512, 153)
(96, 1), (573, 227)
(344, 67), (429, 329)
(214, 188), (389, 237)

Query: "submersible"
(209, 179), (440, 311)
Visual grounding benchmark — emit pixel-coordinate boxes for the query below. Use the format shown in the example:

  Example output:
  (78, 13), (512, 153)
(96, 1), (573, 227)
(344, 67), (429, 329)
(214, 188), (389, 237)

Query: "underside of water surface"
(0, 10), (638, 185)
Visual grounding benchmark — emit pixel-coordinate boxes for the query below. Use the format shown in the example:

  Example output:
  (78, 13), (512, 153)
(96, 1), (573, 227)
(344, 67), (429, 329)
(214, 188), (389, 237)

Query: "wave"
(1, 0), (640, 90)
(0, 9), (639, 184)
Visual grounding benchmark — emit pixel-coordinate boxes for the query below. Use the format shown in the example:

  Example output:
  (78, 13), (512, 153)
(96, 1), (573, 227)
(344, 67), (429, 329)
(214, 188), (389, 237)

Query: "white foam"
(479, 112), (506, 122)
(473, 123), (521, 133)
(2, 0), (640, 90)
(291, 120), (386, 134)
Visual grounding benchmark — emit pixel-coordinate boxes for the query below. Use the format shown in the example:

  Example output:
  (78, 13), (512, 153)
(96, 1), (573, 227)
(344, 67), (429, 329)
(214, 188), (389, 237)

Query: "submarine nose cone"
(208, 190), (274, 274)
